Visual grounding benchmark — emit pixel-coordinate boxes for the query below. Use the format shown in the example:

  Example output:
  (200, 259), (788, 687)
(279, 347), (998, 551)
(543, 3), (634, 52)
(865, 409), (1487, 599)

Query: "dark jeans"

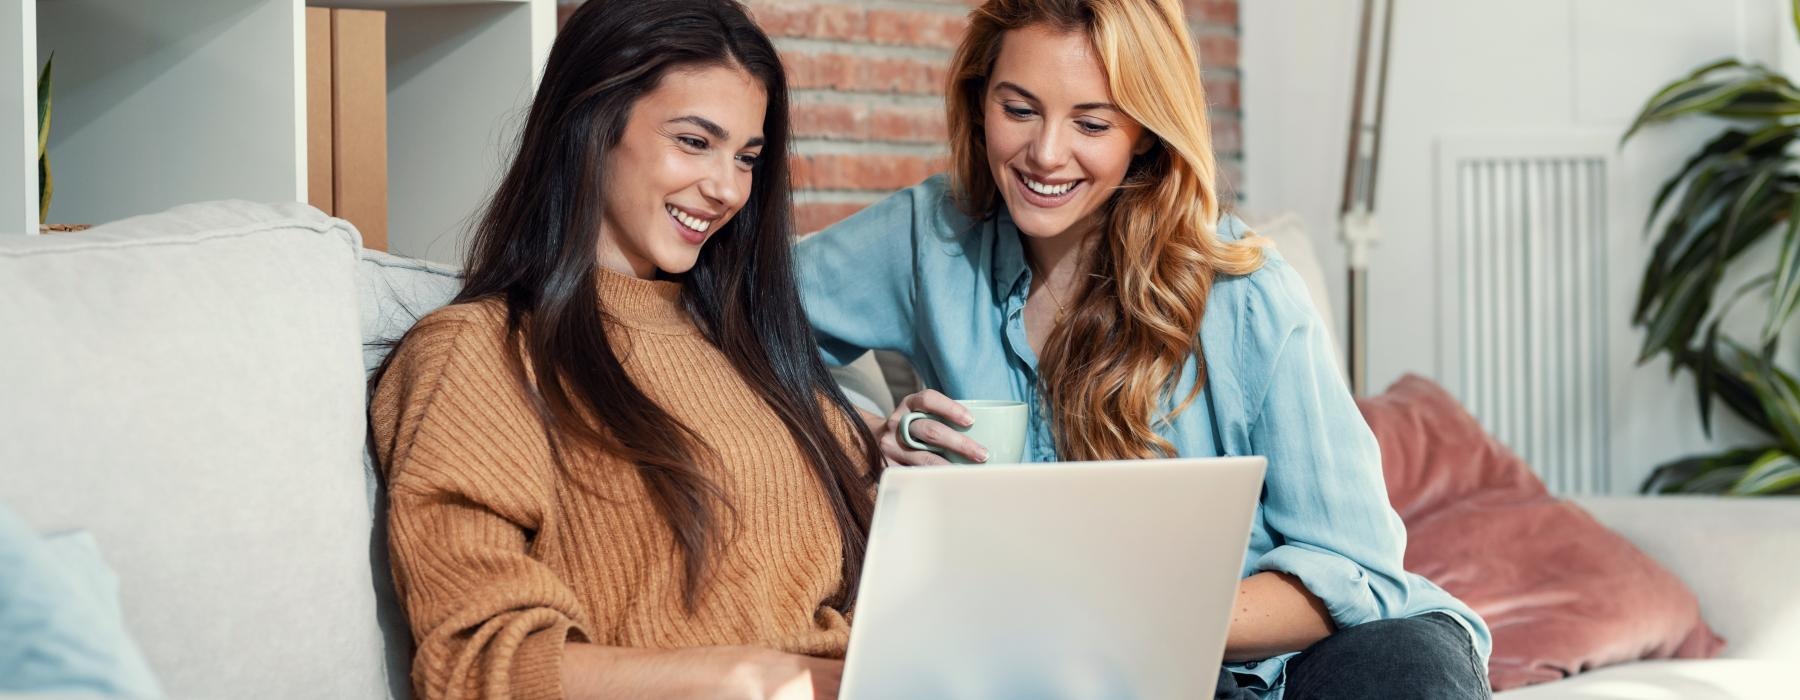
(1216, 613), (1490, 699)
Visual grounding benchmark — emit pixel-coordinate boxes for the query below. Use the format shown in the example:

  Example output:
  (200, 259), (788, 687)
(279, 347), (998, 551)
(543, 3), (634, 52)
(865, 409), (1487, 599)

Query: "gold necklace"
(1033, 264), (1071, 316)
(1041, 280), (1068, 313)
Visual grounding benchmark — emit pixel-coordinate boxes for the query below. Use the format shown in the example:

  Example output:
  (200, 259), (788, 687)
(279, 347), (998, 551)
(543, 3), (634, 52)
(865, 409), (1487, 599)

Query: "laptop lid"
(841, 457), (1267, 700)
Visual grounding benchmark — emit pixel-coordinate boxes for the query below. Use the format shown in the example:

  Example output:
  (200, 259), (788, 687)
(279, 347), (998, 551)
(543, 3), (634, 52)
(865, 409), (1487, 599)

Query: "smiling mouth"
(666, 204), (715, 234)
(1014, 169), (1083, 205)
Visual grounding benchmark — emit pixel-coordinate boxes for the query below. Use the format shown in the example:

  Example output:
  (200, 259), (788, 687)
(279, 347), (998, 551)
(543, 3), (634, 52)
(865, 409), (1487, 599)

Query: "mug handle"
(898, 411), (950, 453)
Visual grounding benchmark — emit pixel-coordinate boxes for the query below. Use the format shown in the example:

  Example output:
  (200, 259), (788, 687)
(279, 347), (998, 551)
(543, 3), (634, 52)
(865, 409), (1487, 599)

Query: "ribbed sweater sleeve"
(372, 308), (590, 700)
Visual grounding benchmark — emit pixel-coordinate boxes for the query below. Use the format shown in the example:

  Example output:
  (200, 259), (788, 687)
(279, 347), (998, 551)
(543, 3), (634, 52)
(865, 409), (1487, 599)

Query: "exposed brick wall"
(558, 0), (1242, 233)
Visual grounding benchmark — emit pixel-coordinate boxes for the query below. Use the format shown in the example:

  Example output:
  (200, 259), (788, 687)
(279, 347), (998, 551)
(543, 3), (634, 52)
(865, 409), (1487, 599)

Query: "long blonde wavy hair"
(946, 0), (1268, 460)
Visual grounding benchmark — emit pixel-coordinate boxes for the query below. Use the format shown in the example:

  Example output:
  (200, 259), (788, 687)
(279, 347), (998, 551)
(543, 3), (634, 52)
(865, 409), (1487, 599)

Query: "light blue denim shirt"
(795, 175), (1491, 696)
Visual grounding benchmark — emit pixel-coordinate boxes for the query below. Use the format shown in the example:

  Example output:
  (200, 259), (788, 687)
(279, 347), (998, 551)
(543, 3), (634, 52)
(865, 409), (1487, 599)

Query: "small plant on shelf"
(38, 53), (52, 224)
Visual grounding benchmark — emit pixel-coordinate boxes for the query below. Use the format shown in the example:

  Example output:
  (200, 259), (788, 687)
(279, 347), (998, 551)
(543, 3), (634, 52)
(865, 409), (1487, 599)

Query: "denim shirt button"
(1245, 661), (1258, 669)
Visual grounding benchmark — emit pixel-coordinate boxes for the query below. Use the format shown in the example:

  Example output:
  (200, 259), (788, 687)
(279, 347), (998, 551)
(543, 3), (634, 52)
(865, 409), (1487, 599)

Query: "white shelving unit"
(10, 0), (553, 266)
(6, 1), (39, 235)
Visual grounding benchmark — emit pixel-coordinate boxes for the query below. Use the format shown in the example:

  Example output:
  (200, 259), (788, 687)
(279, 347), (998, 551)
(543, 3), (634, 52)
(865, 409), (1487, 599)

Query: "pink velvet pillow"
(1356, 375), (1547, 519)
(1358, 374), (1724, 690)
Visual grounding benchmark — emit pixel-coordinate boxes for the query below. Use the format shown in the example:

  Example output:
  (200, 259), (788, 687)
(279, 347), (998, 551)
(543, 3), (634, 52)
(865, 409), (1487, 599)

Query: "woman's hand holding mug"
(876, 390), (1028, 466)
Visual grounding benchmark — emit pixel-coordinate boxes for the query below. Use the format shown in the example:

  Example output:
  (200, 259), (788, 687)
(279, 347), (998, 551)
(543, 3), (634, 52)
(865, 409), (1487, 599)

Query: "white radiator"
(1435, 135), (1616, 495)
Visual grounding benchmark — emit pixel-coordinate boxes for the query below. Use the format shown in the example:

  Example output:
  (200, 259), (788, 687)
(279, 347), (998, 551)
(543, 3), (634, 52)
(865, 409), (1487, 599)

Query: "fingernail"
(979, 449), (991, 463)
(961, 413), (975, 427)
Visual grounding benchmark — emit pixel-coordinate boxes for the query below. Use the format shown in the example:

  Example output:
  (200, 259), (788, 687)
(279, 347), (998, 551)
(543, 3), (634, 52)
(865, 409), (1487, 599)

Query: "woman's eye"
(1077, 120), (1111, 134)
(736, 153), (760, 168)
(1002, 105), (1035, 119)
(677, 135), (708, 150)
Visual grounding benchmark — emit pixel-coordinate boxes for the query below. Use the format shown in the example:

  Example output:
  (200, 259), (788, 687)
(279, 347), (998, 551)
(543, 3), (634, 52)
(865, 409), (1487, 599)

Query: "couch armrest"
(1570, 496), (1800, 661)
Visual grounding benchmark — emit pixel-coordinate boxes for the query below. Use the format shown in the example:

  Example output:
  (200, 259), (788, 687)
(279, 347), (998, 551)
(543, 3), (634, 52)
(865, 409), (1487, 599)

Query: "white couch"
(1245, 213), (1799, 698)
(0, 201), (1793, 699)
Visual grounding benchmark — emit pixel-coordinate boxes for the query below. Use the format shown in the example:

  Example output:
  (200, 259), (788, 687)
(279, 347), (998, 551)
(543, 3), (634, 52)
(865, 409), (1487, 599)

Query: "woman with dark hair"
(369, 1), (880, 697)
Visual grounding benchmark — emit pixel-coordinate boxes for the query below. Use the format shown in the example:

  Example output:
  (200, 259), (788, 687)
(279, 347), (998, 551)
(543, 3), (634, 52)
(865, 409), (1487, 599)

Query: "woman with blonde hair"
(795, 0), (1490, 697)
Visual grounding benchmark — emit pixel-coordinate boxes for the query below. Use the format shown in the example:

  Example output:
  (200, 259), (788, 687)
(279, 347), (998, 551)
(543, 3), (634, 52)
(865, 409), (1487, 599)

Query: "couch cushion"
(354, 248), (462, 699)
(0, 504), (161, 698)
(1493, 659), (1785, 699)
(1359, 375), (1724, 691)
(0, 202), (389, 698)
(357, 249), (461, 376)
(1357, 373), (1549, 520)
(1574, 496), (1800, 664)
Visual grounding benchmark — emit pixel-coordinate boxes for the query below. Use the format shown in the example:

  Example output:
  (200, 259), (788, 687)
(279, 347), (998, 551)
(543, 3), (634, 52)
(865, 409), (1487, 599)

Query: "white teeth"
(666, 205), (712, 233)
(1023, 175), (1076, 196)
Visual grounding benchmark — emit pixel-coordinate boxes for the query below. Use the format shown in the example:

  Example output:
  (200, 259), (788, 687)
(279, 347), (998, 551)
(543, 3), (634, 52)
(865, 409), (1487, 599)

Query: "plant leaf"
(1686, 464), (1751, 492)
(1719, 164), (1779, 261)
(1628, 79), (1760, 138)
(1737, 338), (1800, 454)
(39, 158), (51, 224)
(1645, 131), (1747, 234)
(1697, 319), (1721, 433)
(37, 53), (51, 222)
(1638, 166), (1775, 362)
(1742, 121), (1800, 153)
(1641, 167), (1720, 320)
(1691, 265), (1775, 428)
(36, 53), (51, 155)
(1679, 344), (1773, 432)
(1730, 450), (1800, 494)
(1714, 89), (1800, 117)
(1639, 445), (1771, 494)
(1645, 163), (1743, 293)
(1764, 194), (1800, 346)
(1639, 263), (1715, 362)
(1699, 274), (1773, 422)
(1623, 58), (1747, 143)
(1624, 62), (1800, 141)
(1636, 166), (1730, 325)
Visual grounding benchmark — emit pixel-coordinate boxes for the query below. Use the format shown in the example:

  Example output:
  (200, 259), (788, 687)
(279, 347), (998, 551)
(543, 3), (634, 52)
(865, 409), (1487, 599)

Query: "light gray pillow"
(0, 502), (162, 699)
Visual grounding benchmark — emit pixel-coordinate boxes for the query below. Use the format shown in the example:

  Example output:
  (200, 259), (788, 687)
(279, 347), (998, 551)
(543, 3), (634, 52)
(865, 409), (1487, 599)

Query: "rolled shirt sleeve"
(1245, 309), (1411, 630)
(1235, 254), (1424, 632)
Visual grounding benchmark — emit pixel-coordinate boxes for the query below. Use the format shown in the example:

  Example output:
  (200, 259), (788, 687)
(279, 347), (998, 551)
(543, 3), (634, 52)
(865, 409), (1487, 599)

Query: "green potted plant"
(35, 53), (84, 233)
(1624, 5), (1800, 494)
(38, 53), (53, 227)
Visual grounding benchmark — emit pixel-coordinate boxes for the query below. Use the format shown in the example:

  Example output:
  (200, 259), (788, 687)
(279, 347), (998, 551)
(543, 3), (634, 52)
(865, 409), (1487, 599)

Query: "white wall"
(1245, 0), (1791, 492)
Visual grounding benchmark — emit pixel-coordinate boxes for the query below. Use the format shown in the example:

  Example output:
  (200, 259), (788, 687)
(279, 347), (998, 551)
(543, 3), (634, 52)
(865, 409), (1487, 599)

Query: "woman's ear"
(1133, 131), (1158, 156)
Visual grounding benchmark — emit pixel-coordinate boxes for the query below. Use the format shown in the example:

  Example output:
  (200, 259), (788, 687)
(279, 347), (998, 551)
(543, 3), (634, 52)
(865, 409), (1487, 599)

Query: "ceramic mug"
(899, 399), (1029, 464)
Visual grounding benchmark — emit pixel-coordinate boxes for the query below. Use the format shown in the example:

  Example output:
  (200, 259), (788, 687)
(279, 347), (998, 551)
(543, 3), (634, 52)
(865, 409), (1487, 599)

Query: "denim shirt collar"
(991, 208), (1031, 310)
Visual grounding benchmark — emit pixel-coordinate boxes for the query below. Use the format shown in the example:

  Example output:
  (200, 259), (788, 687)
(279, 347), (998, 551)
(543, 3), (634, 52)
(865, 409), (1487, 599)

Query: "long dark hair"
(375, 0), (882, 611)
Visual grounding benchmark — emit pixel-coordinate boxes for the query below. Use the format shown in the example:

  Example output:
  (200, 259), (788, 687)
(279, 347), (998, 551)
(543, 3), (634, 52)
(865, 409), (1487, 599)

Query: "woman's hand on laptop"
(873, 390), (986, 466)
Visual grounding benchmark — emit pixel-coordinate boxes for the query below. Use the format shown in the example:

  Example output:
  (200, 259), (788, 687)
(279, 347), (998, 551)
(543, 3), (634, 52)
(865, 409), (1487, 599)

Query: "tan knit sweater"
(371, 269), (855, 700)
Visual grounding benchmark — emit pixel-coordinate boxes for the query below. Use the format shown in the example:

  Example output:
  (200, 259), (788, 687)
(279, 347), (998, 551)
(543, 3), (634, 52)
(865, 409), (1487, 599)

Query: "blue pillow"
(0, 501), (162, 698)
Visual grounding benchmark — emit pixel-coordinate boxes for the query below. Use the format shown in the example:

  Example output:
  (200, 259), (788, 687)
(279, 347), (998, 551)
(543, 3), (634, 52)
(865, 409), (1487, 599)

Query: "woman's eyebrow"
(993, 81), (1119, 112)
(667, 114), (764, 147)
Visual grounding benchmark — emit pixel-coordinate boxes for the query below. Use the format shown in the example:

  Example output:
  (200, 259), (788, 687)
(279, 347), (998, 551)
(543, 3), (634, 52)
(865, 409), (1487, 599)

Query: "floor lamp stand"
(1340, 0), (1393, 397)
(1341, 208), (1379, 395)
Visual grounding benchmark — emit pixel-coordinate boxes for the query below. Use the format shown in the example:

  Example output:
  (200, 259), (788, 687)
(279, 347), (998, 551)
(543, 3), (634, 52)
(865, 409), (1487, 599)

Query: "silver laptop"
(841, 457), (1267, 700)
